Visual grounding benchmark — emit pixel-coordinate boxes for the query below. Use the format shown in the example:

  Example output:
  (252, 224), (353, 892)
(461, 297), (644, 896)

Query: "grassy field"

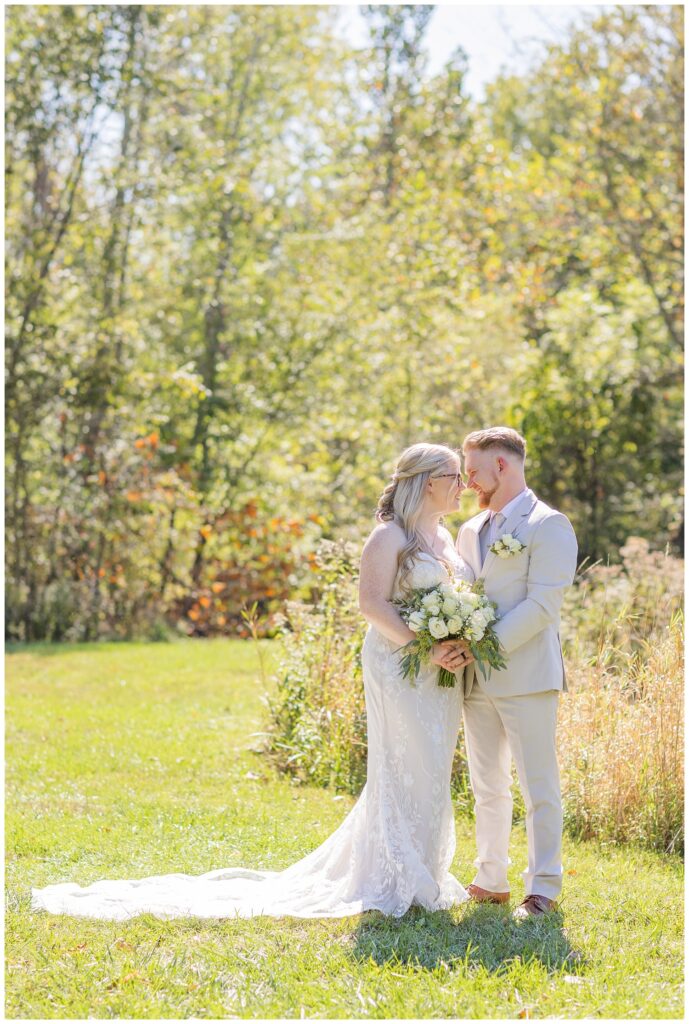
(5, 639), (684, 1019)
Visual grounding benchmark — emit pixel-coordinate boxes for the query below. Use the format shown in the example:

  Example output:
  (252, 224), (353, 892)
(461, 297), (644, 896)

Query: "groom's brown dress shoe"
(513, 894), (556, 919)
(467, 883), (510, 905)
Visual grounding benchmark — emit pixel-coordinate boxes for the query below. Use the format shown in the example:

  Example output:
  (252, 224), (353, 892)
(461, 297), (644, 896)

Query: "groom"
(454, 427), (578, 918)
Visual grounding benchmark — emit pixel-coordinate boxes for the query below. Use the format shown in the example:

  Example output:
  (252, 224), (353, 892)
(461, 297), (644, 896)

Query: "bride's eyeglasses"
(433, 473), (464, 485)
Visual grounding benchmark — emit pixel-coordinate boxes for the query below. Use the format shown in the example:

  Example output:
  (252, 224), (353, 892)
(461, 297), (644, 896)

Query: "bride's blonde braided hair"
(375, 442), (460, 592)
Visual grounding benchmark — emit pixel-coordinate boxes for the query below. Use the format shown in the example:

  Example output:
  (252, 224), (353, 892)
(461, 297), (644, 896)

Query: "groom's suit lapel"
(466, 511), (490, 577)
(479, 489), (538, 581)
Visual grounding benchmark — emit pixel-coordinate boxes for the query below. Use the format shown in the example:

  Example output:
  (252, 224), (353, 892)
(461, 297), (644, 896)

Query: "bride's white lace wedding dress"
(31, 551), (472, 921)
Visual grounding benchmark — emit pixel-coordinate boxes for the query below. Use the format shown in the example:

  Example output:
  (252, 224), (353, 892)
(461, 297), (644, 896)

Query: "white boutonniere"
(490, 533), (526, 559)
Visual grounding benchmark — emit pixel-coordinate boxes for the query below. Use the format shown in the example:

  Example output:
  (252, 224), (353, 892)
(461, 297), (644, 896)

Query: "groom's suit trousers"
(462, 681), (563, 900)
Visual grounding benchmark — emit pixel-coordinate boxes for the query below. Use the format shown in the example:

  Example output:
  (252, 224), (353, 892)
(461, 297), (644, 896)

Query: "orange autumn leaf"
(98, 470), (107, 485)
(199, 596), (211, 608)
(199, 525), (212, 539)
(188, 607), (200, 621)
(134, 437), (147, 449)
(211, 582), (225, 593)
(216, 614), (227, 626)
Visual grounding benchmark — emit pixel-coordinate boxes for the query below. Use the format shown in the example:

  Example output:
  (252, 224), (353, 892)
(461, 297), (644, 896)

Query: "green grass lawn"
(5, 639), (684, 1019)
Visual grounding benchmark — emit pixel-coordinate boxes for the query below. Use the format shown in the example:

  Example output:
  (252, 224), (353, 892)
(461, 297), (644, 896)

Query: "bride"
(32, 443), (476, 921)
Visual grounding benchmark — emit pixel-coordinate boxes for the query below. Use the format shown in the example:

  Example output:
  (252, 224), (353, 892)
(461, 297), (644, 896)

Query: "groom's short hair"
(463, 427), (526, 461)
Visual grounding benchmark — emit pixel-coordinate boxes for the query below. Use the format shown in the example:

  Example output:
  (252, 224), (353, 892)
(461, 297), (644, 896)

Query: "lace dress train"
(31, 554), (470, 921)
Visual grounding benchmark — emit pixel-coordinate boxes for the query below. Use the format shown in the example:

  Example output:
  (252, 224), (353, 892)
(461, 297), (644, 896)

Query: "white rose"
(439, 583), (456, 599)
(496, 547), (511, 559)
(463, 592), (482, 607)
(442, 596), (459, 615)
(407, 611), (426, 633)
(446, 615), (464, 634)
(421, 593), (442, 615)
(428, 616), (449, 639)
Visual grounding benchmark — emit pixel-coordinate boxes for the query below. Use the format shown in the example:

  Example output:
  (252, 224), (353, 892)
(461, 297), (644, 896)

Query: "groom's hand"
(431, 641), (474, 671)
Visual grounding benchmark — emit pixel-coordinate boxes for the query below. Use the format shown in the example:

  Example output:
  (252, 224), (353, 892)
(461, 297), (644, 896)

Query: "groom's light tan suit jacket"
(456, 488), (578, 698)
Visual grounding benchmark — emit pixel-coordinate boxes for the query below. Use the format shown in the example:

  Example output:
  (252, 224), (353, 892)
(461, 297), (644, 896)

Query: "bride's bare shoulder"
(361, 520), (407, 556)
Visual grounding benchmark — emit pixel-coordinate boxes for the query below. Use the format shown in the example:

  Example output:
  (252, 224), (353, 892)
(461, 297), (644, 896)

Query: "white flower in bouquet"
(428, 616), (449, 639)
(421, 592), (442, 615)
(441, 595), (460, 615)
(408, 610), (427, 633)
(439, 583), (457, 599)
(446, 615), (464, 633)
(469, 611), (488, 640)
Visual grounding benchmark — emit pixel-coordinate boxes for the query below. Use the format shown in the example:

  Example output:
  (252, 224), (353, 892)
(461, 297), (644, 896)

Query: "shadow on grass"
(351, 902), (586, 976)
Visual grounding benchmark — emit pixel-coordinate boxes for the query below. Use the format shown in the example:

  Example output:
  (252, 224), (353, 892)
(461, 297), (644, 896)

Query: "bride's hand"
(431, 641), (474, 672)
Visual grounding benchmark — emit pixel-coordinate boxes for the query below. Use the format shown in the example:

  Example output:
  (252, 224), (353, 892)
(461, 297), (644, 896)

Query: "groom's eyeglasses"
(433, 473), (464, 485)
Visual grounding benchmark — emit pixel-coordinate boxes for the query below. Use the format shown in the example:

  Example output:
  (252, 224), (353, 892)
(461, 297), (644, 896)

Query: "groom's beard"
(474, 479), (499, 508)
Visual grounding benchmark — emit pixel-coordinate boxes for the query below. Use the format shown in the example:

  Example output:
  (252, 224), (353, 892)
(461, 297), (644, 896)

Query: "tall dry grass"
(264, 536), (684, 854)
(558, 538), (683, 854)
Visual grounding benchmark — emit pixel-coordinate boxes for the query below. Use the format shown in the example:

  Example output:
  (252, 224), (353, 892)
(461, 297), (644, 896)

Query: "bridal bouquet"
(395, 578), (507, 687)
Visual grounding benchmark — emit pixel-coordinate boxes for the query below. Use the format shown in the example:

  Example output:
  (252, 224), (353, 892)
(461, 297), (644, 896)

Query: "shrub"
(264, 539), (368, 793)
(173, 503), (323, 639)
(561, 536), (684, 669)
